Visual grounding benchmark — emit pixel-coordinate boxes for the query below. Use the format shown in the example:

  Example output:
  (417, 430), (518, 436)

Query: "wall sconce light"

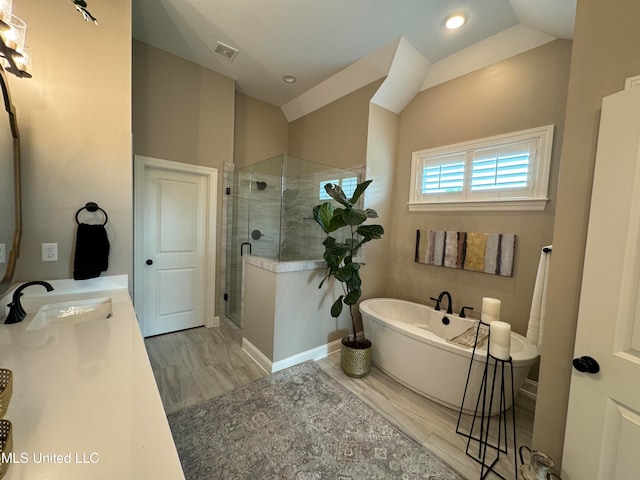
(0, 0), (12, 29)
(0, 0), (98, 79)
(0, 0), (31, 78)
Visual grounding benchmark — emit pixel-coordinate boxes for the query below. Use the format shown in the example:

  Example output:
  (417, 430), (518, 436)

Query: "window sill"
(407, 198), (548, 212)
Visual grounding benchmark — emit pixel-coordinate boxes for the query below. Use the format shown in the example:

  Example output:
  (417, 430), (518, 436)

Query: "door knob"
(572, 356), (600, 374)
(146, 259), (153, 265)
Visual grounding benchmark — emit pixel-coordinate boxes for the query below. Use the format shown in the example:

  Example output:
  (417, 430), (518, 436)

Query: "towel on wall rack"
(526, 244), (552, 350)
(73, 202), (110, 280)
(73, 224), (110, 280)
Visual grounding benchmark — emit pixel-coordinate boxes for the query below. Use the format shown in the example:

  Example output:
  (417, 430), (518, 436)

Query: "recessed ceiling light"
(445, 13), (466, 30)
(282, 75), (297, 84)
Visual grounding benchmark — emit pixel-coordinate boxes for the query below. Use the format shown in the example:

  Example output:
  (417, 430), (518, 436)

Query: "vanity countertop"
(0, 276), (185, 480)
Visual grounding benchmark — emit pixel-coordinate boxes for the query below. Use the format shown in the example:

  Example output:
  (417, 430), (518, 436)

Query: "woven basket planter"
(340, 337), (372, 378)
(0, 419), (12, 479)
(0, 370), (12, 419)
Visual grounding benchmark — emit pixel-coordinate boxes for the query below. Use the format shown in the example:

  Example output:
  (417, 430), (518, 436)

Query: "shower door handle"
(240, 242), (252, 256)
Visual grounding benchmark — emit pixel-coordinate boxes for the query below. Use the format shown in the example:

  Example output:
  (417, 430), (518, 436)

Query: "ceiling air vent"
(212, 41), (239, 62)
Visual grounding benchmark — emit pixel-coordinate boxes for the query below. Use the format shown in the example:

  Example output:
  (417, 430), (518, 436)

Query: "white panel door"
(562, 86), (640, 479)
(141, 167), (207, 337)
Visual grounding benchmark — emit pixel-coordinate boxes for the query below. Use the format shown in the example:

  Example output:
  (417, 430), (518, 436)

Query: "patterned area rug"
(168, 361), (463, 479)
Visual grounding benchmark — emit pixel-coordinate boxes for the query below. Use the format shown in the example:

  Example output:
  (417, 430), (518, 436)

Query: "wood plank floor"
(145, 320), (534, 480)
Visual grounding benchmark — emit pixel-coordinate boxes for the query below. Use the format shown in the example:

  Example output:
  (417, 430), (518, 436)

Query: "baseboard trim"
(271, 339), (342, 373)
(520, 378), (538, 401)
(242, 338), (342, 374)
(205, 316), (220, 328)
(241, 339), (271, 375)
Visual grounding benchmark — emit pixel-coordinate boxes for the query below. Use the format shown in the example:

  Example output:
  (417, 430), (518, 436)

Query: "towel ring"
(75, 202), (108, 226)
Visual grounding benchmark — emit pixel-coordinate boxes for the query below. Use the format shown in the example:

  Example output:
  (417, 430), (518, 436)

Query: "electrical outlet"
(0, 243), (5, 263)
(42, 243), (58, 262)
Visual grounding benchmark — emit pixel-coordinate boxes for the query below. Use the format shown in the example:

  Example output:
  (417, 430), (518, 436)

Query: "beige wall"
(243, 262), (277, 359)
(133, 41), (234, 168)
(534, 0), (640, 463)
(132, 40), (235, 316)
(12, 0), (132, 283)
(286, 81), (391, 332)
(362, 104), (399, 305)
(243, 262), (351, 364)
(273, 269), (351, 362)
(388, 40), (572, 341)
(234, 93), (288, 168)
(288, 80), (384, 167)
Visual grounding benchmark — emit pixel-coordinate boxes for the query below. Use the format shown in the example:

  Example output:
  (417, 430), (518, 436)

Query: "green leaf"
(324, 183), (351, 207)
(343, 261), (360, 271)
(344, 289), (361, 305)
(357, 224), (384, 241)
(327, 208), (348, 232)
(323, 250), (340, 270)
(313, 203), (334, 233)
(331, 296), (344, 317)
(342, 208), (368, 226)
(334, 267), (353, 282)
(346, 271), (362, 290)
(349, 180), (372, 204)
(364, 208), (378, 218)
(323, 238), (351, 257)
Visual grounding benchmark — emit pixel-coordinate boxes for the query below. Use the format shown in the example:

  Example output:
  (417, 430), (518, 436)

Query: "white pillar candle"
(481, 297), (501, 323)
(489, 321), (511, 360)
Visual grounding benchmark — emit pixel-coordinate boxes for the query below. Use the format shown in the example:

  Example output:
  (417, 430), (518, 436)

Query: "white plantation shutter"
(470, 141), (535, 194)
(409, 125), (553, 211)
(422, 161), (464, 194)
(341, 177), (358, 198)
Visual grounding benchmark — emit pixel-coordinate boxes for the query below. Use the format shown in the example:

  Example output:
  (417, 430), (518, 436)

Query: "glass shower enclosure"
(225, 154), (361, 327)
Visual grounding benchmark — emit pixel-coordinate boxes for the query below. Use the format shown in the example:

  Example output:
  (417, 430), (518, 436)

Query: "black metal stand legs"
(455, 321), (518, 480)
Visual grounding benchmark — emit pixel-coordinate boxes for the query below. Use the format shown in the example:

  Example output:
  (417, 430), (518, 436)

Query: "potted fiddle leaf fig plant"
(313, 180), (383, 377)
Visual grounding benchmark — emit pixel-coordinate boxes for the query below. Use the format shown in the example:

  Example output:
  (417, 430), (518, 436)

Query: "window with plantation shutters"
(409, 125), (554, 211)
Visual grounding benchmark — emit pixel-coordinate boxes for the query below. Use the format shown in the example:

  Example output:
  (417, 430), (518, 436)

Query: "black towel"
(73, 223), (110, 280)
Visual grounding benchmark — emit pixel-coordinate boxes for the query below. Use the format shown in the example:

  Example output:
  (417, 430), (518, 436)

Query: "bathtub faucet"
(430, 291), (453, 314)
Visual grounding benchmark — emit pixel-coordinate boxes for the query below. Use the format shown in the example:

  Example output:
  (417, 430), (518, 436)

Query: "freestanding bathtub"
(360, 298), (539, 415)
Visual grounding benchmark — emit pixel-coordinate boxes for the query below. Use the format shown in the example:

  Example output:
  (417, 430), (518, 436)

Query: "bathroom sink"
(26, 297), (113, 331)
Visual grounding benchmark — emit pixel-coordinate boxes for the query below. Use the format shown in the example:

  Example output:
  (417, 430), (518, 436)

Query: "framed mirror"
(0, 66), (21, 296)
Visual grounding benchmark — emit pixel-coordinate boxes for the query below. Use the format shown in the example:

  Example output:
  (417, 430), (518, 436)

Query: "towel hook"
(75, 202), (108, 226)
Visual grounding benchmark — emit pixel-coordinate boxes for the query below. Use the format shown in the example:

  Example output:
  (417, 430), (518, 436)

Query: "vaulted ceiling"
(133, 0), (576, 108)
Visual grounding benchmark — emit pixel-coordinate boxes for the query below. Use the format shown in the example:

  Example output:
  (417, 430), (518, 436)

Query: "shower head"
(256, 181), (267, 190)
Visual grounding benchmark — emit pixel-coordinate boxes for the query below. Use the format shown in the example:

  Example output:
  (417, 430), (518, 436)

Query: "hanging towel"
(73, 223), (110, 280)
(526, 245), (552, 350)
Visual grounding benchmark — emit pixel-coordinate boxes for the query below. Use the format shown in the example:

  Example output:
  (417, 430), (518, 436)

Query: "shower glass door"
(224, 156), (283, 327)
(225, 165), (249, 327)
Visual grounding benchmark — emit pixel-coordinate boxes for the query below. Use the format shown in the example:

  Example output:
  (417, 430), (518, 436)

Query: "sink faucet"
(430, 291), (453, 314)
(4, 281), (55, 324)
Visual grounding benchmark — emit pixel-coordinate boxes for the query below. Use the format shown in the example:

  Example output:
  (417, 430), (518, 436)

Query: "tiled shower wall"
(280, 166), (363, 261)
(234, 161), (364, 263)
